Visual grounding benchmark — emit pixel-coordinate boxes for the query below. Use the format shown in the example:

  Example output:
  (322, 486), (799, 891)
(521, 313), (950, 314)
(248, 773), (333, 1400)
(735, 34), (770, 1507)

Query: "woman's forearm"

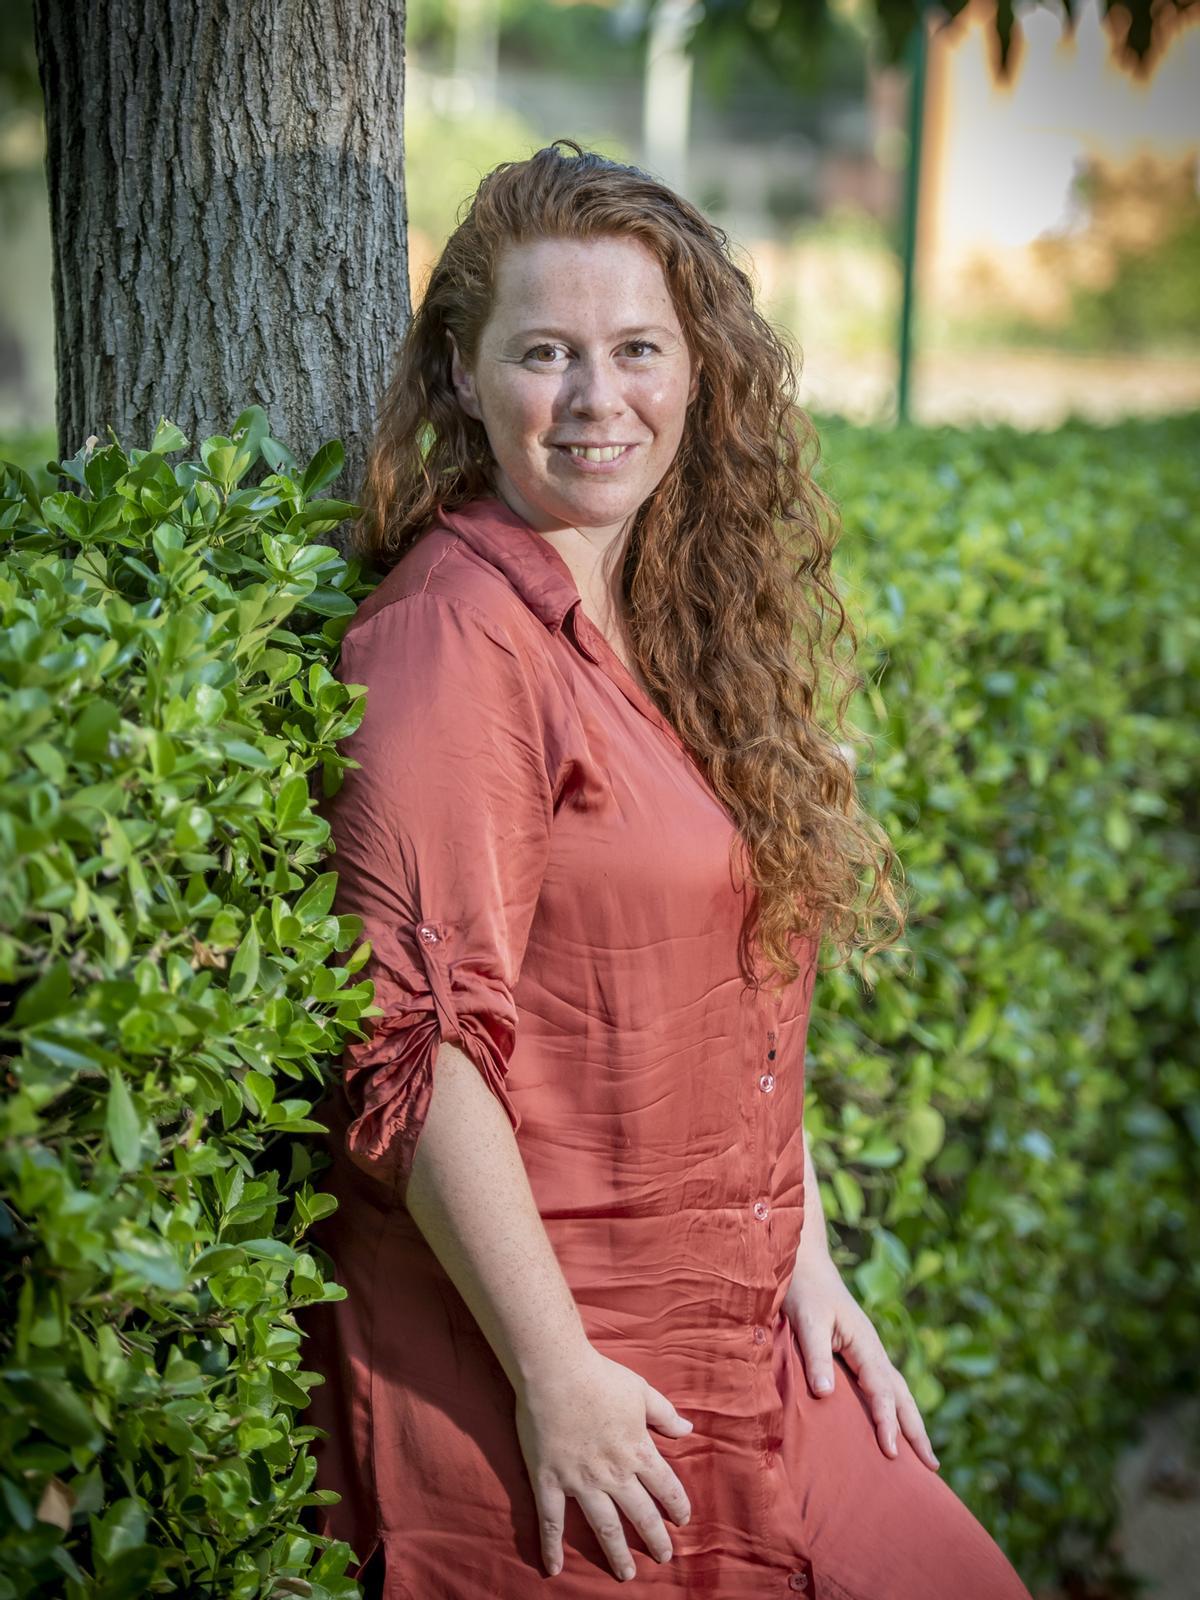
(403, 1040), (591, 1396)
(794, 1126), (833, 1265)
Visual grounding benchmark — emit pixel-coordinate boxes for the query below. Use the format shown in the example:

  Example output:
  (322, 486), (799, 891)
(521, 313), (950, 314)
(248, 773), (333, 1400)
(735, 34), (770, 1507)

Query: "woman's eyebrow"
(506, 324), (678, 343)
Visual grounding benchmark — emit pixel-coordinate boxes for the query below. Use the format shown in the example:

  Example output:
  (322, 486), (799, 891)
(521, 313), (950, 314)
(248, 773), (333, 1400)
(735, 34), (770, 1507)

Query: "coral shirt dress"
(298, 495), (1033, 1600)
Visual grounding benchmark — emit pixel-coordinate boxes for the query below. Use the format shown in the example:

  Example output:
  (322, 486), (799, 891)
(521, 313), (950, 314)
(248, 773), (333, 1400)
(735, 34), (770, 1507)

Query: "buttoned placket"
(756, 1014), (780, 1308)
(752, 1007), (777, 1419)
(755, 992), (820, 1597)
(756, 1022), (778, 1344)
(570, 604), (788, 1379)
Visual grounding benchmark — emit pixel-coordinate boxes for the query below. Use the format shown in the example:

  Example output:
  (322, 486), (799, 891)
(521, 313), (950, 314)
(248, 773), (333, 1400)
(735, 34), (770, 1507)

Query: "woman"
(299, 139), (1034, 1599)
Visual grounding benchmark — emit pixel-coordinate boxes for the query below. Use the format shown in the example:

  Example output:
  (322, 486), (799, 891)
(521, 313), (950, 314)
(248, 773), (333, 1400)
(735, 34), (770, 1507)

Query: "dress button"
(753, 1325), (767, 1344)
(753, 1199), (770, 1221)
(788, 1573), (809, 1592)
(759, 1072), (775, 1092)
(418, 925), (439, 944)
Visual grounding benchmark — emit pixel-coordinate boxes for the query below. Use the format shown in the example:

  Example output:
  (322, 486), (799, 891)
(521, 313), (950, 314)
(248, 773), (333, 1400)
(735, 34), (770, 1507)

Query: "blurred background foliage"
(941, 153), (1200, 353)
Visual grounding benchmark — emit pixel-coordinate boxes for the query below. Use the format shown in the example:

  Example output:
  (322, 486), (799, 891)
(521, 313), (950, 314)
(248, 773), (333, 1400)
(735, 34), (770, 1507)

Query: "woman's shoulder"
(343, 510), (544, 658)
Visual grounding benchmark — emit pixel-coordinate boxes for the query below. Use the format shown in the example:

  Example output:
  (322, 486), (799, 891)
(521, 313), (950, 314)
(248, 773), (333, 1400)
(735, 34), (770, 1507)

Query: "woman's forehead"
(487, 235), (683, 332)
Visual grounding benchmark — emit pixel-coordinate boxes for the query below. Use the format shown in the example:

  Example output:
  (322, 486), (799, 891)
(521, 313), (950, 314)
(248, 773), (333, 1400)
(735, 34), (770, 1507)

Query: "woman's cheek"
(637, 369), (692, 424)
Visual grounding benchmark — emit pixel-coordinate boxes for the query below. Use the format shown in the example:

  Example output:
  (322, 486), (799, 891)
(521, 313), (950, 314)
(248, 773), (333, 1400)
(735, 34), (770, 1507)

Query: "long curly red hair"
(352, 139), (906, 990)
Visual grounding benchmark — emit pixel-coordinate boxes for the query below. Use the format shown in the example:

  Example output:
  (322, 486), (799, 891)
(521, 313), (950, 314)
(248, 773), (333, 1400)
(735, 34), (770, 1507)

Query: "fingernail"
(547, 1558), (561, 1575)
(814, 1378), (832, 1392)
(681, 1418), (693, 1430)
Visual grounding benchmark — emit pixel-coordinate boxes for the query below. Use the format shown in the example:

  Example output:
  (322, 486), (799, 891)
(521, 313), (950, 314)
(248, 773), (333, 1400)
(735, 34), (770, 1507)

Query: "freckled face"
(449, 234), (699, 538)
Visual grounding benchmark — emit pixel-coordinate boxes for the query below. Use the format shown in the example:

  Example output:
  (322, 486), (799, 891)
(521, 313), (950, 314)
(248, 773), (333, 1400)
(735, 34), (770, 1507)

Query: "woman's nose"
(566, 359), (625, 420)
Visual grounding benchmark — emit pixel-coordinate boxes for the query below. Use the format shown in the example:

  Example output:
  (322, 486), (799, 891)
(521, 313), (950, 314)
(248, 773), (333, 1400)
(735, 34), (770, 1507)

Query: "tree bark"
(32, 0), (408, 517)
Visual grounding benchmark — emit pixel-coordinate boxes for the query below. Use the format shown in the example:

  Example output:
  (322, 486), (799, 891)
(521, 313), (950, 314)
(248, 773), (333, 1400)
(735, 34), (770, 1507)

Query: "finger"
(611, 1476), (676, 1566)
(852, 1358), (900, 1457)
(794, 1319), (837, 1396)
(837, 1329), (927, 1464)
(634, 1440), (692, 1526)
(536, 1482), (567, 1576)
(895, 1384), (940, 1471)
(576, 1488), (638, 1583)
(642, 1381), (695, 1437)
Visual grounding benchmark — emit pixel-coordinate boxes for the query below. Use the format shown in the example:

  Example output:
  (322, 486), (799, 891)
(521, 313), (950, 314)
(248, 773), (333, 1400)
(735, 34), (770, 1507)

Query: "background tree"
(29, 0), (409, 509)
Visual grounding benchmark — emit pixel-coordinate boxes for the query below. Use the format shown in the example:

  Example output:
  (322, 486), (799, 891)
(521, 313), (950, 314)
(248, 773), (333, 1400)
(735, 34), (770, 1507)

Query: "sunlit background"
(1, 0), (1197, 433)
(401, 0), (1196, 426)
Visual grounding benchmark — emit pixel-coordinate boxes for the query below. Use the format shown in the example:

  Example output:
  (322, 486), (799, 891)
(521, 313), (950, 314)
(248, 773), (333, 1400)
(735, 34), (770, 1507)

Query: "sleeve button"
(788, 1574), (810, 1591)
(418, 925), (440, 944)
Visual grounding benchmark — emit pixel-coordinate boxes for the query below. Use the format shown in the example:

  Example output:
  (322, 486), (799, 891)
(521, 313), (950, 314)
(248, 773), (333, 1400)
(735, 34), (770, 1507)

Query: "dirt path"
(1108, 1397), (1200, 1600)
(1029, 1397), (1200, 1600)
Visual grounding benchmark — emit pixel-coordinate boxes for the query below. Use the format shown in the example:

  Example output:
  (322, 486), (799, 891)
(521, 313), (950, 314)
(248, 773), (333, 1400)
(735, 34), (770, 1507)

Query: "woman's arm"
(782, 1126), (940, 1471)
(404, 1039), (589, 1391)
(793, 1126), (832, 1268)
(403, 1039), (695, 1582)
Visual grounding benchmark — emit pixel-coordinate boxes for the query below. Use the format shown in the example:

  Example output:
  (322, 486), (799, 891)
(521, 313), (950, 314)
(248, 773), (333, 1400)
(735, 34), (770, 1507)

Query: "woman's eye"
(521, 340), (659, 364)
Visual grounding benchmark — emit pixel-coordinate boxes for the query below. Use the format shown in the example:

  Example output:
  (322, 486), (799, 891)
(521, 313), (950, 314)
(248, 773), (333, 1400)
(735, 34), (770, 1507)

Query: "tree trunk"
(31, 0), (408, 517)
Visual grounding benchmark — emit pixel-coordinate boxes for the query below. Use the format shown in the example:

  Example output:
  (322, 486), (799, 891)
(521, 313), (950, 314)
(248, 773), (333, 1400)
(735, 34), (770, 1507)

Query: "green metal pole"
(896, 1), (927, 426)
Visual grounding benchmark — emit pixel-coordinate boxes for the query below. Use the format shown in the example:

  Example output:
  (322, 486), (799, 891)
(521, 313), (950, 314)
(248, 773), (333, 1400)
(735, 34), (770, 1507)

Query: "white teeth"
(565, 445), (627, 462)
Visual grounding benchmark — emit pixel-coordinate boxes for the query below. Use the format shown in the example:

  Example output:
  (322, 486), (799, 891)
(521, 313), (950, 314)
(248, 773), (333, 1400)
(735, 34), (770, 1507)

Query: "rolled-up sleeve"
(320, 592), (554, 1204)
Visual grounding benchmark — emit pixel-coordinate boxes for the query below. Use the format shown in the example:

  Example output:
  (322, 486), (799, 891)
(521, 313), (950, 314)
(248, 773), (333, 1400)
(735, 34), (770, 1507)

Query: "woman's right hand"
(514, 1343), (695, 1583)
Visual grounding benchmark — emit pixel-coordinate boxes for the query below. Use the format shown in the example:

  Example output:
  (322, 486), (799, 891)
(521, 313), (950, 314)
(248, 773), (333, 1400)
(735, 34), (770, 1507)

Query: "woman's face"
(449, 233), (699, 540)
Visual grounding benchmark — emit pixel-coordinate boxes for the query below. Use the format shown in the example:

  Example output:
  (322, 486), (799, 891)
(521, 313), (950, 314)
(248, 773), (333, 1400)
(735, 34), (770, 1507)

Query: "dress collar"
(435, 495), (582, 635)
(433, 495), (703, 773)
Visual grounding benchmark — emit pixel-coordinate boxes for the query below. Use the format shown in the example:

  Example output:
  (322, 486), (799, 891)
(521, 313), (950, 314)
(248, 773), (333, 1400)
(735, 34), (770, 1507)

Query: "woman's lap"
(309, 1296), (1033, 1599)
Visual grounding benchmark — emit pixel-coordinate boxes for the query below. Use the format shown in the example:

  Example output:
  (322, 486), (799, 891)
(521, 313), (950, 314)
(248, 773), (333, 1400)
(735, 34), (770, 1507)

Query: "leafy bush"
(0, 409), (377, 1598)
(808, 408), (1200, 1588)
(2, 403), (1196, 1596)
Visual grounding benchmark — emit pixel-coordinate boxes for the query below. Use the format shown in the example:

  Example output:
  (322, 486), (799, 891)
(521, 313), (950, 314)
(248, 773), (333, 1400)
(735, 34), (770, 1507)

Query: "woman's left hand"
(781, 1249), (940, 1473)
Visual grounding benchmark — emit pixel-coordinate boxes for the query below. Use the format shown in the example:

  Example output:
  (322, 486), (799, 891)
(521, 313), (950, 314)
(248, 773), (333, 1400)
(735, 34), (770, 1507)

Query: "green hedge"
(805, 409), (1200, 1588)
(0, 411), (376, 1597)
(1, 406), (1196, 1594)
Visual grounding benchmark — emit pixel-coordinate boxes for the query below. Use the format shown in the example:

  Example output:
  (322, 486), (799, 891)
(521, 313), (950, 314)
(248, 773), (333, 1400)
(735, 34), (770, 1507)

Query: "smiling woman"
(296, 139), (1035, 1600)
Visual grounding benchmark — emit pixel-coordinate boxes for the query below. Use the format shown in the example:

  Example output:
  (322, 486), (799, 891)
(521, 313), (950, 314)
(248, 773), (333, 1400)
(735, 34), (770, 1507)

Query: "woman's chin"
(514, 476), (650, 533)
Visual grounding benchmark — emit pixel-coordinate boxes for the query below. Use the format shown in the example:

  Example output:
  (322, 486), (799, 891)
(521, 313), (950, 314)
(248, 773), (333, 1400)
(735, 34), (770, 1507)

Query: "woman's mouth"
(552, 443), (638, 471)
